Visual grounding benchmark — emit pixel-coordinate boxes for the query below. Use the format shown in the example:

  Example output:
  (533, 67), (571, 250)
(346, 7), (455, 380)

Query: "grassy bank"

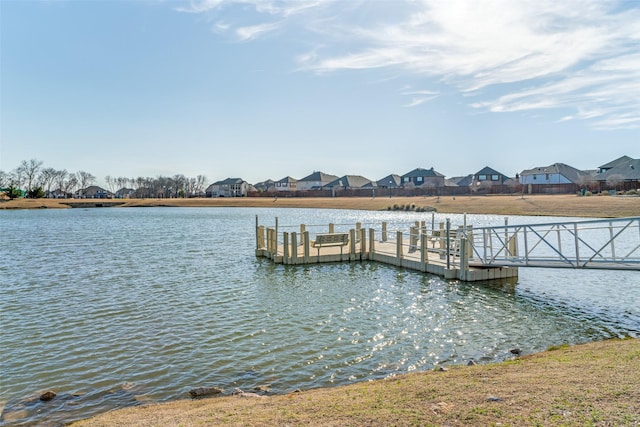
(2, 194), (639, 217)
(71, 338), (639, 426)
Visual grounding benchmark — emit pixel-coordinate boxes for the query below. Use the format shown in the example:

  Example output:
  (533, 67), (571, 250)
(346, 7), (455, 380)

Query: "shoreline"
(2, 194), (639, 218)
(70, 337), (639, 426)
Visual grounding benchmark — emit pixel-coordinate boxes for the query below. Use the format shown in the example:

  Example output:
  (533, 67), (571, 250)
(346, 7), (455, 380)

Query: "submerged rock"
(189, 387), (223, 398)
(39, 390), (57, 402)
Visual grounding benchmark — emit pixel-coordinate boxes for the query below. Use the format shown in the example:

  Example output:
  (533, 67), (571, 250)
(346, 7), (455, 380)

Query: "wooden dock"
(255, 217), (518, 282)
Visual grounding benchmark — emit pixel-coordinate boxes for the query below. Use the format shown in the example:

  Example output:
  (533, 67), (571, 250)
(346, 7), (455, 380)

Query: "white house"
(274, 176), (298, 192)
(205, 178), (249, 197)
(519, 163), (585, 185)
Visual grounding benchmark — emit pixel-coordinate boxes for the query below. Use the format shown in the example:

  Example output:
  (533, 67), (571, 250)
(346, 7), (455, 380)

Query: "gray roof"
(212, 177), (246, 185)
(324, 175), (375, 189)
(401, 167), (445, 178)
(276, 176), (298, 184)
(595, 158), (640, 181)
(376, 174), (402, 188)
(298, 171), (339, 183)
(449, 175), (473, 186)
(474, 166), (510, 183)
(598, 156), (633, 171)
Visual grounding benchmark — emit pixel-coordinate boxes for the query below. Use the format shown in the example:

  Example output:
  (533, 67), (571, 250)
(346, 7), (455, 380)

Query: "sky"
(1, 0), (639, 187)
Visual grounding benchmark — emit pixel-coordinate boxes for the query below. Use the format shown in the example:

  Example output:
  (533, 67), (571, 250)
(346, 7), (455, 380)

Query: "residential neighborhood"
(2, 155), (638, 200)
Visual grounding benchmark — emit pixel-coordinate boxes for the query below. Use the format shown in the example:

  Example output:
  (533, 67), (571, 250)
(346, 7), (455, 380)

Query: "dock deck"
(255, 217), (518, 282)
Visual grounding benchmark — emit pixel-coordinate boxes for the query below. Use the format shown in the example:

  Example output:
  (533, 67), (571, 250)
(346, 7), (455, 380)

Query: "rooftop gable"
(401, 167), (444, 178)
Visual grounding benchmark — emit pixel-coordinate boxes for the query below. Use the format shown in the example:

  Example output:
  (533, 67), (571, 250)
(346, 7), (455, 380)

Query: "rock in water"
(39, 391), (56, 402)
(189, 387), (223, 398)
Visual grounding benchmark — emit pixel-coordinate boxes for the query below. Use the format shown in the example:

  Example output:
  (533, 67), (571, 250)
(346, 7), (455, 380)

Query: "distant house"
(447, 175), (473, 187)
(296, 171), (339, 191)
(594, 156), (640, 190)
(75, 185), (113, 199)
(274, 176), (298, 192)
(253, 179), (276, 192)
(470, 166), (510, 186)
(400, 167), (445, 187)
(376, 174), (402, 188)
(115, 188), (135, 199)
(205, 178), (249, 197)
(519, 163), (586, 185)
(323, 175), (376, 190)
(47, 188), (72, 199)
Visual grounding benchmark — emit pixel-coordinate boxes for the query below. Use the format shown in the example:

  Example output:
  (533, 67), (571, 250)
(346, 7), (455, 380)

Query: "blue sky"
(2, 0), (639, 186)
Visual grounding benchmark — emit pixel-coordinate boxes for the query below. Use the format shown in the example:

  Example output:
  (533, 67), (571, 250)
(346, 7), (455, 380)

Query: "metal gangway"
(458, 216), (640, 270)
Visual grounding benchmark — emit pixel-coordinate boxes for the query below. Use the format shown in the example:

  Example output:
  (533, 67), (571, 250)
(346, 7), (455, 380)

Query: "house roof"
(376, 174), (402, 188)
(449, 175), (473, 186)
(298, 171), (339, 182)
(212, 177), (246, 185)
(598, 155), (633, 171)
(401, 167), (445, 178)
(276, 176), (298, 184)
(324, 175), (375, 189)
(81, 185), (111, 195)
(520, 163), (585, 183)
(474, 166), (510, 183)
(595, 158), (640, 181)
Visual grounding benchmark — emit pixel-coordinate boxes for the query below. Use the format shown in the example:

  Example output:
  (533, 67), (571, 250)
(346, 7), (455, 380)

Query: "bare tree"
(16, 159), (43, 193)
(104, 175), (120, 194)
(0, 170), (8, 188)
(606, 174), (624, 192)
(58, 171), (77, 196)
(38, 167), (58, 196)
(195, 174), (207, 195)
(76, 171), (95, 197)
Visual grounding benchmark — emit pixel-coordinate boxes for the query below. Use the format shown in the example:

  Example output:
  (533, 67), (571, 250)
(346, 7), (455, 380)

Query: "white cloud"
(178, 0), (640, 129)
(236, 21), (281, 41)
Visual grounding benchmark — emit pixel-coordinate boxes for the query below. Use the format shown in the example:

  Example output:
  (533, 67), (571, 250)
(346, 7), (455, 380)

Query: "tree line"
(0, 159), (208, 199)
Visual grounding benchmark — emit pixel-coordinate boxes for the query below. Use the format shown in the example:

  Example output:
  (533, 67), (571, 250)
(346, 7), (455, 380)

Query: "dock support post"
(420, 232), (428, 271)
(283, 232), (290, 264)
(369, 228), (375, 259)
(446, 219), (451, 270)
(256, 226), (265, 251)
(266, 228), (273, 258)
(255, 215), (259, 250)
(409, 225), (418, 252)
(360, 228), (366, 260)
(329, 223), (335, 233)
(349, 229), (356, 261)
(382, 222), (387, 242)
(303, 231), (310, 263)
(300, 224), (306, 247)
(396, 231), (403, 265)
(291, 232), (298, 264)
(459, 238), (468, 281)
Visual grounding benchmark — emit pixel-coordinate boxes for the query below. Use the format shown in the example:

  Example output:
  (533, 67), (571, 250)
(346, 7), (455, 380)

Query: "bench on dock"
(313, 233), (349, 256)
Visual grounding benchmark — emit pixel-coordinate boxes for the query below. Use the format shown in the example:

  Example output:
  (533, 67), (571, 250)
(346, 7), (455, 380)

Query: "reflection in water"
(1, 207), (638, 426)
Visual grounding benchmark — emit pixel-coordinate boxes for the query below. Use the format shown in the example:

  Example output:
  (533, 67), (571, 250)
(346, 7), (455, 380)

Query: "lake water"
(1, 207), (639, 426)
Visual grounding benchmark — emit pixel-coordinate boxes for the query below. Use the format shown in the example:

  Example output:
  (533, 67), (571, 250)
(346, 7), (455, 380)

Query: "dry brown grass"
(71, 338), (640, 426)
(2, 194), (639, 218)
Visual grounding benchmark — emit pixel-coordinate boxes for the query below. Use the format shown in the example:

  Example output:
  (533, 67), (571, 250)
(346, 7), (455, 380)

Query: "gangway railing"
(459, 217), (640, 270)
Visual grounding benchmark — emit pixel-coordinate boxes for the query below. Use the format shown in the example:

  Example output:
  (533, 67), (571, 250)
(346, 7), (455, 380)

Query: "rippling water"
(1, 207), (638, 426)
